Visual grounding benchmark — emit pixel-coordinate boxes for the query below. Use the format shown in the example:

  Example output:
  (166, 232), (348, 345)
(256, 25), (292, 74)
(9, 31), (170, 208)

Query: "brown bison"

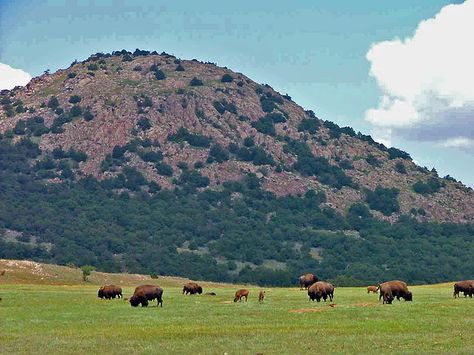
(258, 290), (265, 302)
(0, 270), (5, 276)
(367, 285), (378, 294)
(234, 289), (250, 302)
(453, 280), (474, 298)
(183, 282), (203, 295)
(97, 285), (122, 300)
(308, 281), (334, 302)
(129, 285), (163, 307)
(378, 280), (412, 304)
(299, 273), (319, 290)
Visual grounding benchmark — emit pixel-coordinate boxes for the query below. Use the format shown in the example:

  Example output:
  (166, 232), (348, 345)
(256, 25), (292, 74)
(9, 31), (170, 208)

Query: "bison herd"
(92, 275), (474, 310)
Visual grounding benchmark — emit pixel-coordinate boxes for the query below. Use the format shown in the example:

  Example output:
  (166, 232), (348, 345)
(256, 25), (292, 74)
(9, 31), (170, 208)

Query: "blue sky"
(1, 0), (472, 186)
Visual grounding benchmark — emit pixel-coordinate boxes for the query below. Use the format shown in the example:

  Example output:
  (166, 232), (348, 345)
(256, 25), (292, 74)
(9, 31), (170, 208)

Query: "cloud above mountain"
(365, 0), (474, 150)
(0, 62), (32, 90)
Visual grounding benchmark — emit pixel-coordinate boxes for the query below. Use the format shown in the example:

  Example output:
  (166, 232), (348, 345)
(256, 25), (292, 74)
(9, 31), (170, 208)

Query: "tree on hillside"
(81, 265), (94, 282)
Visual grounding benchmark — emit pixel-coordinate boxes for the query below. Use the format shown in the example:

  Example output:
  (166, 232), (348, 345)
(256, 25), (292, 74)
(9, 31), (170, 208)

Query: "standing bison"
(308, 281), (334, 302)
(97, 285), (122, 299)
(378, 280), (412, 304)
(453, 280), (474, 298)
(367, 286), (378, 294)
(183, 282), (203, 295)
(299, 273), (318, 290)
(234, 289), (250, 302)
(129, 285), (163, 307)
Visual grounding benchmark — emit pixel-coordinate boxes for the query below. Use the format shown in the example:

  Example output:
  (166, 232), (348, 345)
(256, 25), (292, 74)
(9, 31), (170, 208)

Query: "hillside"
(0, 49), (473, 285)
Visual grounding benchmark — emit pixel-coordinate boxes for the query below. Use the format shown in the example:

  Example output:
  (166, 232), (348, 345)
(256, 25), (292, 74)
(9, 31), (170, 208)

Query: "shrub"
(154, 69), (166, 80)
(69, 95), (81, 104)
(388, 147), (411, 160)
(366, 154), (381, 167)
(208, 144), (229, 163)
(87, 63), (98, 71)
(395, 161), (407, 174)
(155, 162), (173, 176)
(83, 110), (94, 121)
(67, 72), (77, 78)
(137, 117), (152, 130)
(69, 106), (83, 117)
(298, 118), (320, 134)
(47, 96), (59, 109)
(412, 178), (445, 194)
(213, 100), (237, 115)
(168, 127), (211, 148)
(221, 74), (233, 83)
(133, 65), (142, 71)
(365, 187), (400, 216)
(175, 64), (185, 72)
(252, 116), (276, 136)
(189, 77), (203, 86)
(139, 150), (163, 163)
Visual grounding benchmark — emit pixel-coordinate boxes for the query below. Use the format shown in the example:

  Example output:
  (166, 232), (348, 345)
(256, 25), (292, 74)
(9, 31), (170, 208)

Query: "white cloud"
(440, 137), (474, 149)
(0, 63), (32, 90)
(365, 0), (474, 149)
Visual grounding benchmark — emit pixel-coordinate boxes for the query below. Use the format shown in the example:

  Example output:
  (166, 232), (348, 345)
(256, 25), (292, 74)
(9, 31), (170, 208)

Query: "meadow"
(0, 261), (473, 354)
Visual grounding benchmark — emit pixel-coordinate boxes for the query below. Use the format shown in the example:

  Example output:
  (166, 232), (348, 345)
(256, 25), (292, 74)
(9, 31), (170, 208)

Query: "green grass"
(1, 283), (473, 354)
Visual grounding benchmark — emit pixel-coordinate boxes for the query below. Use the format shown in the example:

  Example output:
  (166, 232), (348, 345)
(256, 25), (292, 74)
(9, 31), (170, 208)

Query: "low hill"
(0, 50), (473, 286)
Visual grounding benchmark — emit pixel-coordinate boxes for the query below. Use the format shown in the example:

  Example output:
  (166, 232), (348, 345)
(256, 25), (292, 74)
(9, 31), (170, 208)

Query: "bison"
(378, 280), (412, 304)
(258, 290), (265, 302)
(98, 285), (122, 300)
(453, 280), (474, 298)
(308, 281), (334, 302)
(234, 289), (249, 302)
(129, 285), (163, 307)
(0, 270), (5, 276)
(183, 282), (203, 295)
(299, 273), (318, 290)
(367, 286), (378, 294)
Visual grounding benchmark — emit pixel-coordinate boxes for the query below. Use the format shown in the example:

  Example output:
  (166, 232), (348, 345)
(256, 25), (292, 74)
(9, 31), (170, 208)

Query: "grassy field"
(1, 260), (473, 354)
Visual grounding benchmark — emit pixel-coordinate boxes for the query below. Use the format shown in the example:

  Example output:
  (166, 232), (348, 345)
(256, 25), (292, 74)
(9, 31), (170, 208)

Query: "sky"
(0, 0), (472, 186)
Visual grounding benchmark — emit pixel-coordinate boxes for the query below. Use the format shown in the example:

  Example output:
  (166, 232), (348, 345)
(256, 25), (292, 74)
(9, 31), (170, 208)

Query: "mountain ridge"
(1, 49), (472, 223)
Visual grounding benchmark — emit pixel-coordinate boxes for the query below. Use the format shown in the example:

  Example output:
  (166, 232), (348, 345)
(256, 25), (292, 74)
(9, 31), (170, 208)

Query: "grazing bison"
(258, 290), (265, 302)
(308, 281), (334, 302)
(97, 285), (122, 300)
(378, 280), (412, 304)
(453, 280), (474, 298)
(129, 285), (163, 307)
(183, 282), (203, 295)
(299, 273), (318, 290)
(234, 289), (250, 302)
(367, 286), (378, 294)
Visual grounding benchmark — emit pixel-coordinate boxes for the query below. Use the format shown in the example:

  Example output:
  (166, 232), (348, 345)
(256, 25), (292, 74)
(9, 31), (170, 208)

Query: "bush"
(413, 178), (445, 194)
(47, 96), (59, 109)
(168, 127), (211, 148)
(252, 116), (276, 136)
(388, 147), (411, 160)
(137, 117), (152, 130)
(298, 118), (320, 134)
(69, 106), (83, 117)
(155, 162), (173, 176)
(87, 63), (98, 71)
(83, 110), (94, 121)
(67, 72), (77, 78)
(221, 74), (233, 83)
(154, 69), (166, 80)
(395, 161), (407, 174)
(69, 95), (81, 104)
(213, 100), (237, 115)
(208, 144), (229, 163)
(175, 64), (185, 72)
(366, 154), (381, 167)
(189, 77), (203, 86)
(365, 187), (400, 216)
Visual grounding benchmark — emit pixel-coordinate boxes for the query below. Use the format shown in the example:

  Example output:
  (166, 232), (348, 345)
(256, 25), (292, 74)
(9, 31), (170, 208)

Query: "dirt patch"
(356, 302), (378, 307)
(289, 308), (325, 314)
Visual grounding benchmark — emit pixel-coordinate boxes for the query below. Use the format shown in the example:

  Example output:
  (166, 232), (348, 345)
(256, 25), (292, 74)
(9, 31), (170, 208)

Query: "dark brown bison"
(378, 280), (412, 304)
(258, 290), (265, 302)
(130, 285), (163, 307)
(367, 285), (378, 294)
(453, 280), (474, 298)
(97, 285), (122, 299)
(183, 282), (203, 295)
(299, 273), (319, 290)
(308, 281), (334, 302)
(234, 289), (250, 302)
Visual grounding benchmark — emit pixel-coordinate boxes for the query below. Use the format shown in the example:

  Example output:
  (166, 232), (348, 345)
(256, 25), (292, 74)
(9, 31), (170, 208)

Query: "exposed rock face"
(1, 51), (473, 223)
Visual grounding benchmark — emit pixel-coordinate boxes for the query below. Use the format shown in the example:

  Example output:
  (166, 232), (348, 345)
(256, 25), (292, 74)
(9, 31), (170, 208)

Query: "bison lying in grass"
(130, 285), (163, 307)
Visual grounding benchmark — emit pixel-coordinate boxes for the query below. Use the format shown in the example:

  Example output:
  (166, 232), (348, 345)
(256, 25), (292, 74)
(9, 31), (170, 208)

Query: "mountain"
(0, 49), (473, 286)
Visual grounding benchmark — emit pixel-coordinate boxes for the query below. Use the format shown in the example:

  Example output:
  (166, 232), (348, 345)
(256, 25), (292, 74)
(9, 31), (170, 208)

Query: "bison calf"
(130, 285), (163, 307)
(258, 290), (265, 302)
(367, 286), (378, 294)
(234, 289), (249, 302)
